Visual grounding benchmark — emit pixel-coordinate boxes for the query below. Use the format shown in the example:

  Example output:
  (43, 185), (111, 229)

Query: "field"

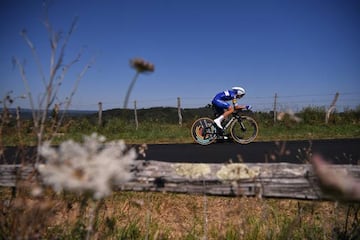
(1, 188), (359, 240)
(1, 106), (360, 239)
(2, 106), (360, 145)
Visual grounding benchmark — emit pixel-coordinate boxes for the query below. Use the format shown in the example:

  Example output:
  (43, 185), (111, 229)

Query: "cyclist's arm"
(235, 105), (247, 110)
(232, 98), (246, 110)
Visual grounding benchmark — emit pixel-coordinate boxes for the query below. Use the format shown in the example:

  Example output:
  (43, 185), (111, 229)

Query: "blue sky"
(1, 0), (359, 111)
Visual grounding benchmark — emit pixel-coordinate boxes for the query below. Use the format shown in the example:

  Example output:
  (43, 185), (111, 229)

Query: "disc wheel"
(230, 116), (258, 144)
(190, 117), (217, 145)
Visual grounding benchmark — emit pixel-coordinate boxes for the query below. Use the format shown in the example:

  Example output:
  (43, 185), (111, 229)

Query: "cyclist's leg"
(223, 105), (234, 118)
(212, 104), (224, 117)
(212, 100), (230, 129)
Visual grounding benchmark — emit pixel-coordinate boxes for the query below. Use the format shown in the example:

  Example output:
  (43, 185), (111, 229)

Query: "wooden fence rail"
(1, 161), (360, 200)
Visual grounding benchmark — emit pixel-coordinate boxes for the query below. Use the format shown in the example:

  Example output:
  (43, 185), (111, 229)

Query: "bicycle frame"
(222, 116), (235, 131)
(221, 112), (244, 132)
(191, 107), (258, 145)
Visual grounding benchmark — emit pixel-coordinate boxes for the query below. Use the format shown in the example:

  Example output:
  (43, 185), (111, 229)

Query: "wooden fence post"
(98, 102), (103, 127)
(2, 162), (360, 200)
(134, 100), (139, 130)
(273, 93), (278, 124)
(325, 92), (339, 124)
(52, 103), (59, 122)
(177, 97), (182, 126)
(16, 106), (21, 130)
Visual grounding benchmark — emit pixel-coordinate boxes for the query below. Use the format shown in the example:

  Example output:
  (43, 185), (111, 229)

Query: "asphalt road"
(143, 138), (360, 164)
(2, 138), (359, 165)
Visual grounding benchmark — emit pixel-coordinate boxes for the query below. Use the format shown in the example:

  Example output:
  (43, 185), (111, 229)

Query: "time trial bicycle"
(190, 108), (259, 145)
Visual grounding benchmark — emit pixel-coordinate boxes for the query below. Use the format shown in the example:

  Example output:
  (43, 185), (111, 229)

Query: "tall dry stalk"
(123, 58), (154, 109)
(12, 4), (93, 163)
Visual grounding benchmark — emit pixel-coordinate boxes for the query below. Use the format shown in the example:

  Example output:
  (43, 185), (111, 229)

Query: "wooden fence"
(1, 161), (359, 200)
(96, 93), (340, 127)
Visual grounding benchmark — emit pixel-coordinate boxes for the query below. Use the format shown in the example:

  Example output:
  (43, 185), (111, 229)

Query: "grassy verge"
(257, 123), (360, 142)
(1, 188), (358, 239)
(2, 118), (360, 145)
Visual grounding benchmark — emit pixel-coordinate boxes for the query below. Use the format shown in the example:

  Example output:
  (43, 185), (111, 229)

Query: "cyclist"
(212, 86), (252, 129)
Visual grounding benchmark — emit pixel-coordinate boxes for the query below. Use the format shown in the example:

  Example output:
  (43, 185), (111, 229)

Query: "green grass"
(257, 122), (360, 142)
(2, 114), (360, 145)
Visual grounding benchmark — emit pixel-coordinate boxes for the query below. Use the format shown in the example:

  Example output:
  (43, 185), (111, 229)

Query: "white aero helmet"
(232, 86), (246, 97)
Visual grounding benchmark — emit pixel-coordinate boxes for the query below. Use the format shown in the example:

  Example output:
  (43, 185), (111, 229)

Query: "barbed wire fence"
(70, 92), (360, 112)
(2, 92), (359, 128)
(67, 92), (360, 127)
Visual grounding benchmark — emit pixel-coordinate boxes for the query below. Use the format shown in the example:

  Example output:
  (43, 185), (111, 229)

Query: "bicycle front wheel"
(230, 116), (258, 144)
(190, 117), (217, 145)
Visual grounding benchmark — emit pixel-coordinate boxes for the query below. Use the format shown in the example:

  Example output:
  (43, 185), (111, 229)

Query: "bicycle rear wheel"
(230, 116), (258, 144)
(190, 117), (217, 145)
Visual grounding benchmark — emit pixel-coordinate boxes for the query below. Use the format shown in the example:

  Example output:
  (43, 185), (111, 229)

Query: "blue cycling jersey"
(212, 90), (238, 111)
(213, 90), (238, 101)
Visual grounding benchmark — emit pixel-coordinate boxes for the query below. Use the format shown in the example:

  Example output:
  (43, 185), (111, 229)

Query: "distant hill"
(1, 108), (98, 120)
(98, 107), (215, 124)
(1, 106), (264, 125)
(1, 106), (255, 124)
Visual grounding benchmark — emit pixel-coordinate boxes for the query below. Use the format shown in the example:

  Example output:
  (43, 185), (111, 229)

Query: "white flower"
(37, 133), (136, 199)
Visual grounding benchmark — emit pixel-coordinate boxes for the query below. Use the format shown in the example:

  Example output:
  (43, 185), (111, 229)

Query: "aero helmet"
(232, 87), (246, 97)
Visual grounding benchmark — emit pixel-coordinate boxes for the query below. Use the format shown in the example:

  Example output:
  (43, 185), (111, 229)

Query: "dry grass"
(1, 186), (357, 239)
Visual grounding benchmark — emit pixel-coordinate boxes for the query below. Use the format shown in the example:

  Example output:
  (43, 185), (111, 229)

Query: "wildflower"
(37, 133), (136, 199)
(130, 58), (155, 73)
(124, 57), (155, 108)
